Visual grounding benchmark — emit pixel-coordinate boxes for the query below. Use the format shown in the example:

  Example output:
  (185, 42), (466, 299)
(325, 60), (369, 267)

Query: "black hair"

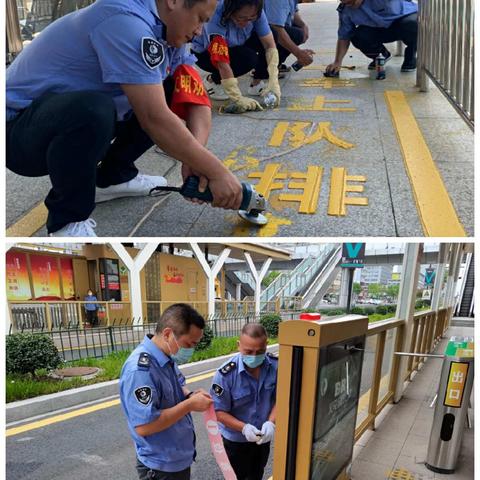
(221, 0), (264, 26)
(241, 322), (267, 339)
(155, 303), (206, 335)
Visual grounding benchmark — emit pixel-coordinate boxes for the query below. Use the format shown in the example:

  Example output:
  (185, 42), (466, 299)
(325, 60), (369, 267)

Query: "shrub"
(302, 308), (318, 313)
(375, 305), (388, 315)
(328, 309), (345, 316)
(260, 314), (282, 337)
(350, 307), (365, 315)
(364, 306), (376, 315)
(195, 324), (214, 351)
(387, 305), (397, 313)
(6, 333), (62, 376)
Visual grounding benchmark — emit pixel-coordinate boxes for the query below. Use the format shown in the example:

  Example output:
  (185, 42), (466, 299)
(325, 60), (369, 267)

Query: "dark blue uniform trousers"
(6, 78), (175, 233)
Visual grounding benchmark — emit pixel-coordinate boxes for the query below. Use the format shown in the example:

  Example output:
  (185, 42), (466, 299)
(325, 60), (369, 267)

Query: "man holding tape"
(210, 323), (278, 480)
(120, 303), (213, 480)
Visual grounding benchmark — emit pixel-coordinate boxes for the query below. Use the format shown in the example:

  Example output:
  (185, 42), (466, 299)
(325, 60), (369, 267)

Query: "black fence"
(9, 313), (262, 362)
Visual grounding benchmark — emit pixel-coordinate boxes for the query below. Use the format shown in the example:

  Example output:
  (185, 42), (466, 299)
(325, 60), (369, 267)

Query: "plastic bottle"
(376, 53), (386, 80)
(261, 92), (278, 109)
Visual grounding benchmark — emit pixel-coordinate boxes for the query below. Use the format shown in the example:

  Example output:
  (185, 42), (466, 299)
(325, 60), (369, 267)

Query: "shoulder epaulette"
(137, 352), (151, 369)
(219, 361), (236, 375)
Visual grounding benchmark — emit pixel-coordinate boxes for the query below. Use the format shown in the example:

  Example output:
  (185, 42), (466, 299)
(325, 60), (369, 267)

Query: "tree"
(353, 282), (362, 295)
(368, 283), (383, 298)
(262, 270), (281, 287)
(386, 284), (400, 300)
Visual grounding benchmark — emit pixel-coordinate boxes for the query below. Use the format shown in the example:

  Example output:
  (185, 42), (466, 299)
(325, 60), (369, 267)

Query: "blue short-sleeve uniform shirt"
(210, 352), (278, 443)
(119, 335), (195, 472)
(6, 0), (196, 121)
(337, 0), (418, 40)
(264, 0), (298, 27)
(191, 0), (271, 53)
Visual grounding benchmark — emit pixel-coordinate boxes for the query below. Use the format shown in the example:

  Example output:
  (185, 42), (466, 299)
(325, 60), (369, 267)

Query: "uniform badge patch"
(134, 386), (152, 405)
(141, 37), (165, 69)
(212, 383), (224, 397)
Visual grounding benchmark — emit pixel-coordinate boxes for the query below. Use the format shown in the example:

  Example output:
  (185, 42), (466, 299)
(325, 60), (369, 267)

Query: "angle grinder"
(150, 176), (268, 226)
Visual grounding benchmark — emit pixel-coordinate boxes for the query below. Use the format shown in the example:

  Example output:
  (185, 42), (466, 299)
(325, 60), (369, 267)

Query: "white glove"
(221, 78), (263, 112)
(256, 421), (275, 444)
(264, 48), (281, 106)
(242, 423), (263, 442)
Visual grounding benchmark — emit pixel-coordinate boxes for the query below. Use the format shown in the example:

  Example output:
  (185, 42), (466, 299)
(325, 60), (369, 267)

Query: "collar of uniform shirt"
(149, 0), (168, 42)
(142, 334), (172, 367)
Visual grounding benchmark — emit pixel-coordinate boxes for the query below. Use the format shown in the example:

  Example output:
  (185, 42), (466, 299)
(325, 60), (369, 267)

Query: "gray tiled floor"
(351, 326), (474, 480)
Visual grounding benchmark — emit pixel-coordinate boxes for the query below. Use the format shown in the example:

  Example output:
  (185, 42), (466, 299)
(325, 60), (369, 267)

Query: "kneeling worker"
(326, 0), (418, 76)
(264, 0), (314, 73)
(210, 323), (277, 480)
(191, 0), (281, 110)
(6, 0), (242, 237)
(120, 304), (213, 480)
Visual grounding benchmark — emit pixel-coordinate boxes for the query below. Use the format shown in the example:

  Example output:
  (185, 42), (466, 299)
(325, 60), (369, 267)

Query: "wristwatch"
(185, 391), (194, 399)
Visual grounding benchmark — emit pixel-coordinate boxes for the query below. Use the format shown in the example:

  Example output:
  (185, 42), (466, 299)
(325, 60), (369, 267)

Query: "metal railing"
(8, 312), (262, 361)
(8, 299), (292, 332)
(354, 307), (450, 441)
(417, 0), (475, 129)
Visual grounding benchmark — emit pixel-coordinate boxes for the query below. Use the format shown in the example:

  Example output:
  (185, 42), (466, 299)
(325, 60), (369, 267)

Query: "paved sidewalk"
(6, 1), (474, 237)
(351, 326), (474, 480)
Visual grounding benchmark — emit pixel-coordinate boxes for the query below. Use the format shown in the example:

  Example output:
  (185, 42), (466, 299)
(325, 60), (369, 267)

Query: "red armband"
(170, 64), (211, 120)
(207, 35), (230, 67)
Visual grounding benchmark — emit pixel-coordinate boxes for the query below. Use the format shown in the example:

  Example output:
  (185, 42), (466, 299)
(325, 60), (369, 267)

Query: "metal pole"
(346, 268), (354, 313)
(393, 243), (422, 402)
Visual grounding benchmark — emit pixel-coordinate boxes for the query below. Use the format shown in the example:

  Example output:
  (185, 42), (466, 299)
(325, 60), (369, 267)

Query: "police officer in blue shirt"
(191, 0), (281, 109)
(264, 0), (314, 73)
(210, 323), (277, 480)
(6, 0), (243, 237)
(120, 303), (213, 480)
(326, 0), (418, 75)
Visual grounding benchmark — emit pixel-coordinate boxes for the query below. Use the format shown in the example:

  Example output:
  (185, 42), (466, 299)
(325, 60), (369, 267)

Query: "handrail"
(354, 307), (450, 442)
(417, 0), (474, 130)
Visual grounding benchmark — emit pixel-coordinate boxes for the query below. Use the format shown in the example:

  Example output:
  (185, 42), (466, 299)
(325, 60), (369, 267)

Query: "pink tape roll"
(203, 405), (237, 480)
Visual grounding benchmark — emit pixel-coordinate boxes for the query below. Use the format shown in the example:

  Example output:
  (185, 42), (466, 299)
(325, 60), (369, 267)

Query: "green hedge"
(260, 314), (282, 337)
(6, 334), (62, 376)
(195, 324), (213, 351)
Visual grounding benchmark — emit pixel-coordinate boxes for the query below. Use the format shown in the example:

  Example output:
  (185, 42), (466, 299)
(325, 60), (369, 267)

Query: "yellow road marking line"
(6, 371), (215, 436)
(384, 90), (466, 237)
(6, 202), (48, 237)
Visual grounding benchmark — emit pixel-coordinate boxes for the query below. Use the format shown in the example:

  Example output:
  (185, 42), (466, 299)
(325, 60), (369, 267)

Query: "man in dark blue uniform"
(210, 323), (277, 480)
(264, 0), (314, 72)
(120, 303), (213, 480)
(6, 0), (243, 236)
(326, 0), (418, 75)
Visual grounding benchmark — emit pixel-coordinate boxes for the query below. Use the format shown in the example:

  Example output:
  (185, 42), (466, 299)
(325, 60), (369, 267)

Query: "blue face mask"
(169, 335), (195, 364)
(242, 353), (266, 369)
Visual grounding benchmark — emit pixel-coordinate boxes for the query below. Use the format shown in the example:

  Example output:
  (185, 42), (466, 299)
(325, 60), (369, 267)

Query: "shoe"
(95, 173), (167, 203)
(204, 75), (229, 100)
(401, 48), (417, 71)
(368, 49), (392, 70)
(279, 64), (291, 73)
(247, 80), (266, 96)
(49, 218), (97, 237)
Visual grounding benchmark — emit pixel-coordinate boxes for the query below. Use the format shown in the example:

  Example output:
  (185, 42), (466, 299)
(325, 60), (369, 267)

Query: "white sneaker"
(204, 75), (229, 100)
(49, 218), (97, 237)
(95, 173), (167, 203)
(247, 80), (266, 96)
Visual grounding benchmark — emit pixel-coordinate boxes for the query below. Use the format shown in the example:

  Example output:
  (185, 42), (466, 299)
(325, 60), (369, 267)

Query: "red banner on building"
(30, 255), (61, 300)
(60, 258), (75, 300)
(6, 251), (32, 301)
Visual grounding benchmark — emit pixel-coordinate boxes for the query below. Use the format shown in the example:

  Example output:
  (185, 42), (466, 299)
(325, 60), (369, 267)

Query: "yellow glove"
(264, 48), (281, 106)
(221, 78), (263, 112)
